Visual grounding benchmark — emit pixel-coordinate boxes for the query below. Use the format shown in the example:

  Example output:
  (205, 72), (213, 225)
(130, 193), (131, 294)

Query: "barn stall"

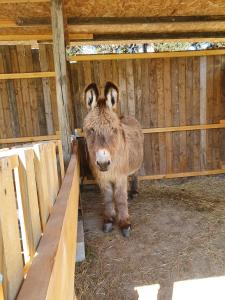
(1, 0), (225, 299)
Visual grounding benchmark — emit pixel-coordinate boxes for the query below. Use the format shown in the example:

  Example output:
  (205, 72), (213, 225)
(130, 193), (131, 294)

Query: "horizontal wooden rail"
(0, 35), (53, 41)
(82, 168), (225, 185)
(142, 122), (225, 133)
(75, 122), (225, 138)
(139, 169), (225, 180)
(0, 154), (19, 169)
(0, 72), (55, 80)
(68, 49), (225, 62)
(0, 34), (92, 42)
(0, 133), (60, 144)
(0, 0), (50, 3)
(0, 274), (3, 300)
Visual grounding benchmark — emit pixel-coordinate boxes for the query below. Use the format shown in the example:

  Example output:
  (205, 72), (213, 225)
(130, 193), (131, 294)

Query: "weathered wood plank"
(0, 157), (24, 300)
(33, 143), (51, 229)
(68, 49), (225, 62)
(200, 56), (207, 170)
(39, 45), (54, 134)
(0, 133), (60, 144)
(51, 0), (72, 164)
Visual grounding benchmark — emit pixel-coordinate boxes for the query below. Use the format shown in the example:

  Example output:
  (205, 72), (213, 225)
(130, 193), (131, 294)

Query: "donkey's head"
(83, 82), (124, 172)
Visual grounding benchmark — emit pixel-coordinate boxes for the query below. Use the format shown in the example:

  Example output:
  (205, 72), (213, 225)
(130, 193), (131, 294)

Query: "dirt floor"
(75, 175), (225, 300)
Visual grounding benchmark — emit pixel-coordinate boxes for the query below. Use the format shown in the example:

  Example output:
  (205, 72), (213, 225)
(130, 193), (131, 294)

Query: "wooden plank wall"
(70, 56), (225, 176)
(0, 45), (58, 140)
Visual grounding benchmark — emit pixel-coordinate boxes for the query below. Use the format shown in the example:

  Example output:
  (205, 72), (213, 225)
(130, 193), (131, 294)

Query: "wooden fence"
(70, 55), (225, 177)
(0, 140), (80, 300)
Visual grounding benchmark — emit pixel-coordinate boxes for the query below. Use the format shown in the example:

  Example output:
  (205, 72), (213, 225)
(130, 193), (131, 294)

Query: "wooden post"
(51, 0), (71, 164)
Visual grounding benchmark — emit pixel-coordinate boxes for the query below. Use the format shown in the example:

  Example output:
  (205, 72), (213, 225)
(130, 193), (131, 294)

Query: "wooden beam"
(142, 122), (225, 133)
(0, 133), (60, 144)
(0, 0), (49, 3)
(0, 40), (39, 46)
(16, 15), (225, 26)
(67, 22), (225, 35)
(139, 169), (225, 181)
(82, 168), (225, 184)
(75, 122), (225, 138)
(0, 72), (55, 80)
(0, 34), (92, 42)
(0, 35), (52, 41)
(70, 36), (225, 46)
(17, 146), (79, 300)
(0, 274), (4, 300)
(68, 49), (225, 62)
(51, 0), (72, 164)
(92, 31), (225, 41)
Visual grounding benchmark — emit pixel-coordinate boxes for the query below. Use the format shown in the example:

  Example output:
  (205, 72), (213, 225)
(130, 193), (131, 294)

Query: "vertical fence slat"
(33, 144), (51, 229)
(17, 149), (42, 257)
(0, 273), (4, 300)
(0, 156), (24, 300)
(45, 143), (59, 205)
(56, 140), (65, 180)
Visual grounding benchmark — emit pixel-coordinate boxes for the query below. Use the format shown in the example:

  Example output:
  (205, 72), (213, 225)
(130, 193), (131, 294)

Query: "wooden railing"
(0, 140), (80, 300)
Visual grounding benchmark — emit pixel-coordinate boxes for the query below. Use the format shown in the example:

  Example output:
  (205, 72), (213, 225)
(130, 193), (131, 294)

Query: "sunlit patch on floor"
(172, 275), (225, 300)
(134, 284), (160, 300)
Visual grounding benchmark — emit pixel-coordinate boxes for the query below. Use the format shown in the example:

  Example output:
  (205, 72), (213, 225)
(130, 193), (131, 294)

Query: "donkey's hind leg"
(115, 177), (131, 237)
(102, 182), (116, 233)
(129, 174), (139, 199)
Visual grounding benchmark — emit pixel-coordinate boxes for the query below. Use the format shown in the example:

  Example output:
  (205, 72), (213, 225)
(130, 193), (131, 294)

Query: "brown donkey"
(83, 82), (144, 237)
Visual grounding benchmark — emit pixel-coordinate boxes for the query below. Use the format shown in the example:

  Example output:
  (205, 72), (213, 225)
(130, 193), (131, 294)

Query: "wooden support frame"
(83, 168), (225, 185)
(0, 0), (50, 3)
(0, 274), (4, 300)
(75, 121), (225, 137)
(68, 49), (225, 62)
(0, 133), (60, 144)
(0, 72), (55, 80)
(17, 144), (80, 300)
(51, 0), (72, 164)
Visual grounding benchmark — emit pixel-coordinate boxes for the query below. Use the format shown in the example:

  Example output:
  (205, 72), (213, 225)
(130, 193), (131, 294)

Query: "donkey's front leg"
(115, 177), (131, 237)
(102, 182), (116, 233)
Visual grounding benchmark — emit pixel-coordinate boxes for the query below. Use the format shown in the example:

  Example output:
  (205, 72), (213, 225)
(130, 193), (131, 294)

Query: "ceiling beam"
(0, 0), (49, 3)
(0, 33), (93, 41)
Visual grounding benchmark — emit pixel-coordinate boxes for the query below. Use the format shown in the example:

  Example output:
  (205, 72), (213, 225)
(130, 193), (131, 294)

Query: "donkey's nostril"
(96, 160), (110, 171)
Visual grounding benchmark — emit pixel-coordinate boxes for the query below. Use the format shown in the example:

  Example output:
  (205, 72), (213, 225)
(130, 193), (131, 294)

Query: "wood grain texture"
(51, 0), (72, 164)
(0, 157), (24, 300)
(71, 55), (225, 177)
(1, 0), (225, 18)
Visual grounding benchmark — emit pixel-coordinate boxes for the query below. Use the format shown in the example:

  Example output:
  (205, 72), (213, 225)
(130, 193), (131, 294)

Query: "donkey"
(83, 82), (144, 237)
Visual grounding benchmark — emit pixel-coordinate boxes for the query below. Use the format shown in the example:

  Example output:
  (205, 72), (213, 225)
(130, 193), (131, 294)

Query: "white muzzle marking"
(96, 149), (111, 171)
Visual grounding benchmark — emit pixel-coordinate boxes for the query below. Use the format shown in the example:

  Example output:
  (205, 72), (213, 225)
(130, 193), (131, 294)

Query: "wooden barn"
(1, 1), (225, 299)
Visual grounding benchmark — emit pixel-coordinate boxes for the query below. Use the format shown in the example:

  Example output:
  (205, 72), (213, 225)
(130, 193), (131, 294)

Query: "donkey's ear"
(84, 83), (99, 110)
(104, 81), (119, 110)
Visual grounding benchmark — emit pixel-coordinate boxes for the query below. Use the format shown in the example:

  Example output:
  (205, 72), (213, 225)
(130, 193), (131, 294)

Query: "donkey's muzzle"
(97, 160), (110, 172)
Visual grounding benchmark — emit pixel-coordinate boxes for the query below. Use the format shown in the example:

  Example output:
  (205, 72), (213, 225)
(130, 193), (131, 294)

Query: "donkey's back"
(120, 115), (144, 175)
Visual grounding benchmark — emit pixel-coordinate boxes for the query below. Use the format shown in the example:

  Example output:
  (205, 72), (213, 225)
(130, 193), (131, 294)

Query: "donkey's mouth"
(97, 160), (111, 172)
(99, 166), (109, 172)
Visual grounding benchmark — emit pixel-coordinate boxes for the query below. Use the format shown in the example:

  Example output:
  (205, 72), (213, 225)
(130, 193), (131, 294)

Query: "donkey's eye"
(88, 128), (95, 135)
(112, 128), (118, 134)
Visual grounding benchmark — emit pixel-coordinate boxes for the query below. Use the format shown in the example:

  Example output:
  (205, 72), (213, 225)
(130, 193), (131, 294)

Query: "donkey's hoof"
(103, 222), (113, 233)
(128, 190), (139, 200)
(121, 226), (131, 238)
